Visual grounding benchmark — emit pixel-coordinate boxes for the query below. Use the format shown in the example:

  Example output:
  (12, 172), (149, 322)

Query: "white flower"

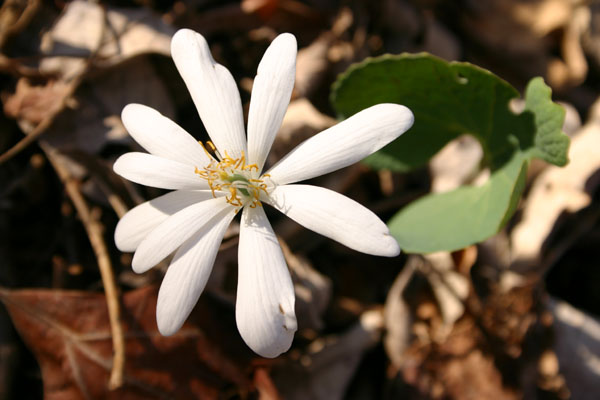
(113, 29), (414, 358)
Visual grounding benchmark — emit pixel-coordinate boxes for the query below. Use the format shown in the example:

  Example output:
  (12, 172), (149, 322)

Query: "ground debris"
(1, 0), (599, 398)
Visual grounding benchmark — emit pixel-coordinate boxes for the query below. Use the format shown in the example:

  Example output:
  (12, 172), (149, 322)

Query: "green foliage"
(331, 54), (569, 253)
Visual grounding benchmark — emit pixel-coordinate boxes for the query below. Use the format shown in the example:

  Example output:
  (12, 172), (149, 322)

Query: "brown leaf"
(400, 316), (520, 400)
(43, 56), (175, 154)
(3, 78), (70, 125)
(241, 0), (279, 20)
(0, 286), (255, 399)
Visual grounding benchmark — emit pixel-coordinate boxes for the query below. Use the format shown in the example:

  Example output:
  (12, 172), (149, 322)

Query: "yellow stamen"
(194, 142), (270, 209)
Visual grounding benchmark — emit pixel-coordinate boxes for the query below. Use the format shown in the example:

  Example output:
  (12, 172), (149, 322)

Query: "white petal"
(114, 190), (215, 252)
(266, 103), (414, 185)
(132, 197), (231, 273)
(171, 29), (247, 158)
(266, 185), (400, 257)
(121, 104), (210, 167)
(236, 206), (296, 358)
(113, 152), (207, 190)
(157, 207), (236, 335)
(247, 33), (296, 171)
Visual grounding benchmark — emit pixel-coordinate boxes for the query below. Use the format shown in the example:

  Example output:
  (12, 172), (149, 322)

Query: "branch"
(41, 143), (126, 389)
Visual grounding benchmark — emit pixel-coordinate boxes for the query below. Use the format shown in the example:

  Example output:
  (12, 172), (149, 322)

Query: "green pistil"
(225, 173), (250, 197)
(226, 173), (249, 183)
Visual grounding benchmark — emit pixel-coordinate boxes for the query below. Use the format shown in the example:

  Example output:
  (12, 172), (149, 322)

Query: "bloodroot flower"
(113, 29), (414, 358)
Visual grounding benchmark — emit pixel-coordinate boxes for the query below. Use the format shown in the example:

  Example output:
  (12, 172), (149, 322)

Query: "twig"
(0, 75), (82, 165)
(61, 150), (131, 219)
(41, 143), (125, 389)
(0, 54), (49, 78)
(0, 3), (108, 165)
(0, 0), (41, 48)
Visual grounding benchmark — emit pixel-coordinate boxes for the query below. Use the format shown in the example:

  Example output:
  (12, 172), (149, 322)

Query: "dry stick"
(0, 67), (85, 165)
(0, 1), (108, 165)
(2, 4), (126, 387)
(0, 0), (41, 48)
(41, 143), (126, 389)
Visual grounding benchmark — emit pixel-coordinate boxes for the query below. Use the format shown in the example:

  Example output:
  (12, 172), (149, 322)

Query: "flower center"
(195, 141), (269, 208)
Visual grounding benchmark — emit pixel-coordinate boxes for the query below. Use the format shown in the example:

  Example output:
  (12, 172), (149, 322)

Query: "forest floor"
(0, 0), (599, 399)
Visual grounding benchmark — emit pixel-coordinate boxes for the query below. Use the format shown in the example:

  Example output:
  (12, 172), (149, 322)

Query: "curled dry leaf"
(0, 286), (254, 400)
(421, 253), (469, 334)
(384, 260), (414, 370)
(40, 0), (173, 79)
(511, 0), (574, 37)
(547, 5), (589, 89)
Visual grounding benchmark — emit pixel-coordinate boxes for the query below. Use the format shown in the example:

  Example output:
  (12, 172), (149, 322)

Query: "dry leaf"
(0, 286), (254, 399)
(43, 57), (174, 154)
(547, 5), (589, 89)
(269, 98), (336, 164)
(421, 253), (469, 336)
(512, 0), (574, 37)
(272, 310), (383, 400)
(294, 33), (333, 98)
(241, 0), (279, 20)
(3, 78), (70, 125)
(40, 0), (173, 79)
(429, 134), (484, 193)
(280, 239), (332, 332)
(549, 297), (600, 400)
(420, 14), (461, 61)
(399, 316), (520, 400)
(460, 0), (551, 78)
(384, 261), (414, 370)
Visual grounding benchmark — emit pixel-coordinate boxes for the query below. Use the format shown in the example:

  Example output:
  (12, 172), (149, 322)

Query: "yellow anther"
(199, 142), (213, 158)
(194, 146), (271, 208)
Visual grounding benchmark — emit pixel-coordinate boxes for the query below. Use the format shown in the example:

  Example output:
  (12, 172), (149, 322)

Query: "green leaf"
(388, 154), (529, 253)
(525, 77), (570, 166)
(331, 54), (569, 253)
